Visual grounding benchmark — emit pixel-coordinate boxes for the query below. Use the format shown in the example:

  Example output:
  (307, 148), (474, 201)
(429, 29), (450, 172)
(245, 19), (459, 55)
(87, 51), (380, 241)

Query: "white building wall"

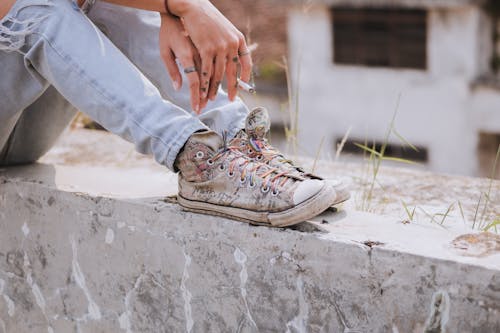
(288, 5), (494, 175)
(471, 86), (500, 134)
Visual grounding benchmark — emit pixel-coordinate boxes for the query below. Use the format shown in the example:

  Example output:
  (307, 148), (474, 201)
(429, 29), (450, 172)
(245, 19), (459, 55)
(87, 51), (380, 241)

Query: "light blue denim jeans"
(0, 0), (248, 170)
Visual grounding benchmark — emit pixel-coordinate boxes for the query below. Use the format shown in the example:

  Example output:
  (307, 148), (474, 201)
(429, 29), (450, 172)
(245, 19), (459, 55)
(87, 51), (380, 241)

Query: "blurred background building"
(213, 0), (500, 178)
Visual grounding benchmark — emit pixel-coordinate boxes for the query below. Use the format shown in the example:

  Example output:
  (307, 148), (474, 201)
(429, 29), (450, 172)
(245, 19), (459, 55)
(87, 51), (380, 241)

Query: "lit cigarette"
(237, 79), (256, 94)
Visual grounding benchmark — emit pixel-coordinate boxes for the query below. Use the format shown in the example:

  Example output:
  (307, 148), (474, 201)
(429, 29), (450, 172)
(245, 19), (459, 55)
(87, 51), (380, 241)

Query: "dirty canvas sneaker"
(231, 107), (351, 206)
(174, 131), (337, 227)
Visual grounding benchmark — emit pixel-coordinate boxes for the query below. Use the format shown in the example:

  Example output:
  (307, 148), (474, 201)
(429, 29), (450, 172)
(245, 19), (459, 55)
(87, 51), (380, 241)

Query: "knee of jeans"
(0, 0), (53, 53)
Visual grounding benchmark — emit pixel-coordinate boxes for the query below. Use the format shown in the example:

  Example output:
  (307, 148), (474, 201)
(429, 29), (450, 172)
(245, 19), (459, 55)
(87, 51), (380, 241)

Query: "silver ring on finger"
(238, 50), (250, 56)
(183, 66), (197, 74)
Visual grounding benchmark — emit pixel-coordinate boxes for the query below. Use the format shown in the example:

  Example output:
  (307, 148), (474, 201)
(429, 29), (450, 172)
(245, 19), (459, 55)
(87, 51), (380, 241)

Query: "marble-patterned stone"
(0, 164), (499, 333)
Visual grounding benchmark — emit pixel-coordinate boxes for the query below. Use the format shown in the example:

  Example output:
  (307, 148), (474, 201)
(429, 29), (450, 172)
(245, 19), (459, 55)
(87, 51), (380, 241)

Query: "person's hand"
(167, 0), (253, 102)
(159, 13), (208, 114)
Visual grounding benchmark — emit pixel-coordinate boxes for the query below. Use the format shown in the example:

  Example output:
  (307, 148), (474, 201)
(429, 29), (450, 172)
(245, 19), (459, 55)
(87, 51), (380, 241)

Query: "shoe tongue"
(245, 107), (271, 140)
(189, 130), (223, 153)
(233, 129), (248, 140)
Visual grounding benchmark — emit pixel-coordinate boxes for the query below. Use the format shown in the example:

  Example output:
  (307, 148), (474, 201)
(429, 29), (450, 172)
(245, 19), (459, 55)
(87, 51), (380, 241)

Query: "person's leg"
(0, 114), (20, 161)
(0, 33), (61, 165)
(0, 86), (77, 165)
(0, 0), (207, 170)
(0, 0), (337, 226)
(87, 2), (248, 139)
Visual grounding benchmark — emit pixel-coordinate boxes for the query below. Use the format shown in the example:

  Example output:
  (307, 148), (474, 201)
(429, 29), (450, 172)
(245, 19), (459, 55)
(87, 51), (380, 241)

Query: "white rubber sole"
(177, 183), (336, 228)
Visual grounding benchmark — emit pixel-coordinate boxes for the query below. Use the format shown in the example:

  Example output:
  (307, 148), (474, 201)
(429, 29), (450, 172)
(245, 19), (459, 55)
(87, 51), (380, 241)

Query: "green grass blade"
(439, 203), (455, 225)
(381, 156), (418, 164)
(311, 136), (325, 174)
(490, 144), (500, 180)
(457, 201), (466, 224)
(479, 144), (500, 227)
(472, 193), (482, 229)
(335, 126), (352, 160)
(483, 218), (500, 232)
(418, 207), (447, 229)
(402, 201), (415, 221)
(354, 142), (382, 158)
(392, 128), (419, 152)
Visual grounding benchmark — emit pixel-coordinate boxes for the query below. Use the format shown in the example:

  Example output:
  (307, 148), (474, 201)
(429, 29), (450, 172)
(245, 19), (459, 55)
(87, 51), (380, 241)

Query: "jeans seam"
(30, 30), (202, 167)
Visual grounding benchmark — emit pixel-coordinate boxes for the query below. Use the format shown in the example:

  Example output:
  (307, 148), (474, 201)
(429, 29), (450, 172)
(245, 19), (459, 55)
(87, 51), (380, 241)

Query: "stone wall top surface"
(1, 161), (498, 271)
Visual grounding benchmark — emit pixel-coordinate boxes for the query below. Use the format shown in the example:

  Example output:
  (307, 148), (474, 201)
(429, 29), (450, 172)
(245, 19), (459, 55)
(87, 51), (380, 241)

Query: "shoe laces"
(207, 142), (292, 195)
(247, 137), (295, 169)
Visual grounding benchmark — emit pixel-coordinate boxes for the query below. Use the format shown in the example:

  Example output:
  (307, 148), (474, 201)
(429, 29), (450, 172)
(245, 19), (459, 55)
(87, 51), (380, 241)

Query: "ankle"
(174, 130), (223, 180)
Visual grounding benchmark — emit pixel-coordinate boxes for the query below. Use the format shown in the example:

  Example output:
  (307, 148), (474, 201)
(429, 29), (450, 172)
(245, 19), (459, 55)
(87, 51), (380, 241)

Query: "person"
(0, 0), (349, 227)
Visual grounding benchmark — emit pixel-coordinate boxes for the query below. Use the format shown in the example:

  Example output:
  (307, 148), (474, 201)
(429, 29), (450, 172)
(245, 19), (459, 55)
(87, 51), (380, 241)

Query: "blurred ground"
(72, 109), (500, 180)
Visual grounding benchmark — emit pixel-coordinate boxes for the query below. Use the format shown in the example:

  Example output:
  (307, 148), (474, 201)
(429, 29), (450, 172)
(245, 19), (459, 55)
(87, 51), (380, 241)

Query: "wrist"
(167, 0), (202, 16)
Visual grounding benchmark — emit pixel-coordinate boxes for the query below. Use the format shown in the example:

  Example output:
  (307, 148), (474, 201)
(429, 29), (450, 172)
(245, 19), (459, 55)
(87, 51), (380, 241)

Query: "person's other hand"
(159, 13), (208, 114)
(168, 0), (253, 103)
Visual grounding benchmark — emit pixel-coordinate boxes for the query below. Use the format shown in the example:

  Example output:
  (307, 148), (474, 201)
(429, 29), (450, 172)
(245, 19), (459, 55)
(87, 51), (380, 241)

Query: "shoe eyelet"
(256, 155), (263, 161)
(227, 170), (235, 178)
(218, 164), (226, 171)
(207, 159), (214, 166)
(239, 176), (247, 184)
(240, 142), (246, 147)
(271, 189), (280, 196)
(195, 151), (204, 159)
(248, 180), (256, 188)
(247, 149), (253, 154)
(261, 185), (270, 193)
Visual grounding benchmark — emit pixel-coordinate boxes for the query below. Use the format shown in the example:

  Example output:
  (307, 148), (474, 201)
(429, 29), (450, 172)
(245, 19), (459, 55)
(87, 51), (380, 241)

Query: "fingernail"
(173, 80), (180, 91)
(194, 104), (200, 113)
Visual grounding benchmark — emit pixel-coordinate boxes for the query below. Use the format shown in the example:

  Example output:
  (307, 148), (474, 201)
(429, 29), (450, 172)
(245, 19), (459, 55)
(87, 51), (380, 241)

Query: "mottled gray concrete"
(0, 164), (499, 333)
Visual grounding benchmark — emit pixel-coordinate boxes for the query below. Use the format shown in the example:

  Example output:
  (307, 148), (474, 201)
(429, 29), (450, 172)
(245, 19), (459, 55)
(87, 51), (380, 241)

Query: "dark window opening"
(336, 138), (429, 162)
(478, 132), (500, 179)
(331, 7), (427, 69)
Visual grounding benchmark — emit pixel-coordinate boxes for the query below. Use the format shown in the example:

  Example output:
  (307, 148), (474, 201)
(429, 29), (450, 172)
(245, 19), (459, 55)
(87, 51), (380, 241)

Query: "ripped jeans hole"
(0, 1), (53, 53)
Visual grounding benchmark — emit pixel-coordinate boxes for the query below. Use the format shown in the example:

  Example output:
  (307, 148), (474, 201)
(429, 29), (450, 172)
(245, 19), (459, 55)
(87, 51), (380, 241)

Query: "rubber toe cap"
(293, 179), (324, 205)
(326, 178), (351, 203)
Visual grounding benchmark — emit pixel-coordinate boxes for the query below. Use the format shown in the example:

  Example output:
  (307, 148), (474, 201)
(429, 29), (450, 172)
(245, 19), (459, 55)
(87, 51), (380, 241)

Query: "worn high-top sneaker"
(174, 131), (337, 227)
(231, 107), (351, 206)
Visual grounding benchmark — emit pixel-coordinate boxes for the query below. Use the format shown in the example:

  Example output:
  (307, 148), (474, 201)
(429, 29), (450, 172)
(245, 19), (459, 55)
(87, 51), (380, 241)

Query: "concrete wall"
(0, 164), (499, 332)
(288, 4), (497, 176)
